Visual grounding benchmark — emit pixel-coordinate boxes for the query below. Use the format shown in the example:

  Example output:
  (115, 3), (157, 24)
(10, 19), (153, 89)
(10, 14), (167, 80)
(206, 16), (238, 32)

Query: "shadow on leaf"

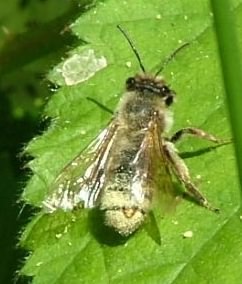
(88, 209), (132, 246)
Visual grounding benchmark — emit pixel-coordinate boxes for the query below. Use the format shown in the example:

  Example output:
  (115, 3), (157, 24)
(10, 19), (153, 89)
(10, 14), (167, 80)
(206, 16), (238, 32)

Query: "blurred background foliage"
(0, 1), (94, 283)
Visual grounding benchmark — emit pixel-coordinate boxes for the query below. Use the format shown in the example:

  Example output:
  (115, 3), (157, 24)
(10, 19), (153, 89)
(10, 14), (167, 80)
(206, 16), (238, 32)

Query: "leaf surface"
(20, 0), (242, 283)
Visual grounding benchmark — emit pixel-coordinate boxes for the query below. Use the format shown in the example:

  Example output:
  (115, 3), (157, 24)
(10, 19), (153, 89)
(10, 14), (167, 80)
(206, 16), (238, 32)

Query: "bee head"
(126, 74), (175, 106)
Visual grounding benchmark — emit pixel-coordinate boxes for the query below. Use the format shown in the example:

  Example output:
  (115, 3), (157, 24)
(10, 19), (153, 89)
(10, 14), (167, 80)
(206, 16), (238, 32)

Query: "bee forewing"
(136, 115), (177, 214)
(43, 119), (118, 212)
(123, 113), (176, 217)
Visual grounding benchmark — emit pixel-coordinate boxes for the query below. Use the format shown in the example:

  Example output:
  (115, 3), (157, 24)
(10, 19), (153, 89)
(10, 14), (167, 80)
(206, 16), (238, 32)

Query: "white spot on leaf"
(183, 230), (193, 238)
(62, 49), (107, 85)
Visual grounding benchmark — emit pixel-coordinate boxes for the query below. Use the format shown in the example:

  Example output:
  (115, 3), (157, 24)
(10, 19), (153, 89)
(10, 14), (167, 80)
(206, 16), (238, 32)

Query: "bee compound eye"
(126, 77), (136, 90)
(165, 94), (174, 106)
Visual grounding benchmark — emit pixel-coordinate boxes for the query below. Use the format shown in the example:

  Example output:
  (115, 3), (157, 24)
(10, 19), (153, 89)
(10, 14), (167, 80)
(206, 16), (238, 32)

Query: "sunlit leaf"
(20, 1), (242, 283)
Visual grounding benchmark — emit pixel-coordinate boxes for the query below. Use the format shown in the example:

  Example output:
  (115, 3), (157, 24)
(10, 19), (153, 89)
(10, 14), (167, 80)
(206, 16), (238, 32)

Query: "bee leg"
(170, 127), (222, 144)
(163, 141), (219, 212)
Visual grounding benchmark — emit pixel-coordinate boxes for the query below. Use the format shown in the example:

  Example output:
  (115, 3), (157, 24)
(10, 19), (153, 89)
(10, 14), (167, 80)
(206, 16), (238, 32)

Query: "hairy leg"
(170, 127), (222, 144)
(163, 141), (219, 212)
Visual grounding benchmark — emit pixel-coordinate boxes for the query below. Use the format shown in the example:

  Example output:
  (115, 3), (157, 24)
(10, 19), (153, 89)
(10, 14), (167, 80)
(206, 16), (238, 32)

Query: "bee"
(43, 25), (222, 236)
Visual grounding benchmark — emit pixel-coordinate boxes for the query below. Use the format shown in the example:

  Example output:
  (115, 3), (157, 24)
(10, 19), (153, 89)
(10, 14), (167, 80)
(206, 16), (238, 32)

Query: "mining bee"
(43, 25), (224, 236)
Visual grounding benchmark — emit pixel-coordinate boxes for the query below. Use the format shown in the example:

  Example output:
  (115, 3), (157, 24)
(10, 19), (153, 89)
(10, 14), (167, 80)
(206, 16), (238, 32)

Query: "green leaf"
(20, 0), (242, 283)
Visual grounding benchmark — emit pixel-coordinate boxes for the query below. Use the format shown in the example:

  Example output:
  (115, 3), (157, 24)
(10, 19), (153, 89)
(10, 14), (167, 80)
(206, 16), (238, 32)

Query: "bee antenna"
(117, 25), (146, 73)
(155, 42), (189, 77)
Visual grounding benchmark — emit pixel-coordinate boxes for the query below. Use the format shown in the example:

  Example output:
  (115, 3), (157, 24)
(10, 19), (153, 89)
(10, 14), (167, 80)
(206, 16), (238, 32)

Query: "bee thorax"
(104, 208), (145, 236)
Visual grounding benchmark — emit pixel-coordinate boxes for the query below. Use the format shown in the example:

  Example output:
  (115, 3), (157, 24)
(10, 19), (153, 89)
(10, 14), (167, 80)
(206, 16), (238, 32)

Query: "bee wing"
(131, 113), (176, 210)
(43, 119), (118, 212)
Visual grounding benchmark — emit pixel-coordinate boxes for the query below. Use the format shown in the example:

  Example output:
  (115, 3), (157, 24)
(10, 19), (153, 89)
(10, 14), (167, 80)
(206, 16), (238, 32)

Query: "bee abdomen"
(104, 207), (145, 236)
(99, 184), (151, 236)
